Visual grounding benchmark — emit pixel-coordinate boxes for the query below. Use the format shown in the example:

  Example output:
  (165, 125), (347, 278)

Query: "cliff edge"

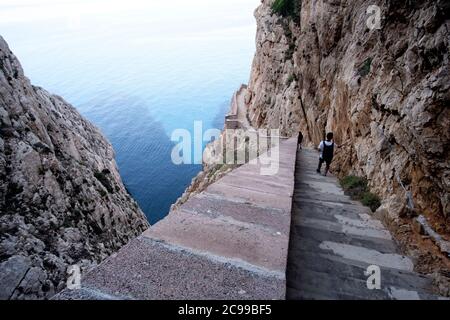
(0, 36), (149, 300)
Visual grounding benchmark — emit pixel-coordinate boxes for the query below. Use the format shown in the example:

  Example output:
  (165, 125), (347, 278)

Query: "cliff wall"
(246, 0), (449, 229)
(0, 37), (149, 299)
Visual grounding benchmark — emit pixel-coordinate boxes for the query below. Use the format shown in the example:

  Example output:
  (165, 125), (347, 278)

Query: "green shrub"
(358, 58), (372, 77)
(341, 175), (367, 191)
(340, 175), (381, 212)
(286, 42), (296, 60)
(361, 192), (381, 212)
(286, 74), (296, 85)
(271, 0), (299, 18)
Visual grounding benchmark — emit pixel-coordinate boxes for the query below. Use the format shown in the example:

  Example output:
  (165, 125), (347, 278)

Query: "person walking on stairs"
(317, 132), (338, 176)
(298, 131), (304, 150)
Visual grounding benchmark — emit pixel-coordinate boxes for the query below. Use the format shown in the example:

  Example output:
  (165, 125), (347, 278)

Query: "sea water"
(0, 0), (259, 223)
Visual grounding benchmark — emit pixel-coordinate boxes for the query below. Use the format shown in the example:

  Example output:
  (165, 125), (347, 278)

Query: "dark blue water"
(0, 0), (259, 224)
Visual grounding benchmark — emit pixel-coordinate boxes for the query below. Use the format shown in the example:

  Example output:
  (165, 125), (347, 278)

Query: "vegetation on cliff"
(244, 0), (450, 289)
(247, 0), (449, 223)
(271, 0), (300, 19)
(340, 176), (381, 212)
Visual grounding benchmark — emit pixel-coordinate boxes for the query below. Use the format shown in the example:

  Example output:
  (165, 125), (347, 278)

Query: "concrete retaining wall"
(56, 136), (299, 300)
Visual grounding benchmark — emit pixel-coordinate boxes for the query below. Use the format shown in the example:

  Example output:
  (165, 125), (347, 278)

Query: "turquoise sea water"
(0, 0), (259, 224)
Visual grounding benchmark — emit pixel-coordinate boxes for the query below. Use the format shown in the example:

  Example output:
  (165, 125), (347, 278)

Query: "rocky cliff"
(246, 0), (449, 233)
(0, 36), (149, 300)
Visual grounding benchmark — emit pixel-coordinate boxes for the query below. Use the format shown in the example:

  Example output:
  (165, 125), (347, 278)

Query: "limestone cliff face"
(246, 1), (450, 227)
(0, 37), (149, 299)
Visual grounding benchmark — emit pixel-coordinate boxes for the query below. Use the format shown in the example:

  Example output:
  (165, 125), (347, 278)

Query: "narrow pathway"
(235, 85), (251, 129)
(225, 84), (251, 130)
(286, 149), (441, 300)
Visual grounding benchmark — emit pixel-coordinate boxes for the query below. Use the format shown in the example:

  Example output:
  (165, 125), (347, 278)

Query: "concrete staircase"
(56, 137), (298, 300)
(56, 140), (445, 300)
(286, 149), (443, 300)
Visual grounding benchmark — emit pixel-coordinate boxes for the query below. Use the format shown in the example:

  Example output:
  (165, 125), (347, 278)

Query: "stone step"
(290, 224), (398, 254)
(317, 241), (415, 272)
(292, 215), (393, 241)
(288, 285), (340, 300)
(287, 267), (436, 300)
(295, 198), (372, 215)
(293, 201), (365, 221)
(294, 190), (355, 205)
(287, 250), (435, 298)
(288, 268), (392, 300)
(296, 172), (340, 184)
(296, 180), (346, 196)
(287, 148), (442, 300)
(289, 256), (431, 290)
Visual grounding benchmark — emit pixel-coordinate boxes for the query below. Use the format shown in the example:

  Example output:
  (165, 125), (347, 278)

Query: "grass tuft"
(358, 58), (373, 77)
(340, 175), (381, 212)
(271, 0), (300, 19)
(361, 192), (382, 213)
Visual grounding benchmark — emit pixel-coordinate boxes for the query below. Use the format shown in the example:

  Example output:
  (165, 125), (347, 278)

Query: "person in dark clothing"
(298, 131), (304, 150)
(317, 132), (338, 176)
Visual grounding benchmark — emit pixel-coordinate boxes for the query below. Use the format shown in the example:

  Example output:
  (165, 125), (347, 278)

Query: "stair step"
(288, 250), (434, 296)
(290, 225), (398, 254)
(287, 149), (441, 300)
(294, 190), (355, 205)
(292, 215), (392, 241)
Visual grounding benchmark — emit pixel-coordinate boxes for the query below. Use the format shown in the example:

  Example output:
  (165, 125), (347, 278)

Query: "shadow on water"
(0, 0), (259, 226)
(81, 96), (201, 225)
(212, 99), (232, 130)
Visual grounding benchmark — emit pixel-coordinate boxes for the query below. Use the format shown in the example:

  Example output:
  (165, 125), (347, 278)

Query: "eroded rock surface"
(0, 36), (149, 300)
(246, 0), (449, 226)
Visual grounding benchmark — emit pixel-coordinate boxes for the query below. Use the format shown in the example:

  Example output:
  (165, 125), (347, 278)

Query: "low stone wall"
(55, 136), (299, 300)
(225, 84), (249, 130)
